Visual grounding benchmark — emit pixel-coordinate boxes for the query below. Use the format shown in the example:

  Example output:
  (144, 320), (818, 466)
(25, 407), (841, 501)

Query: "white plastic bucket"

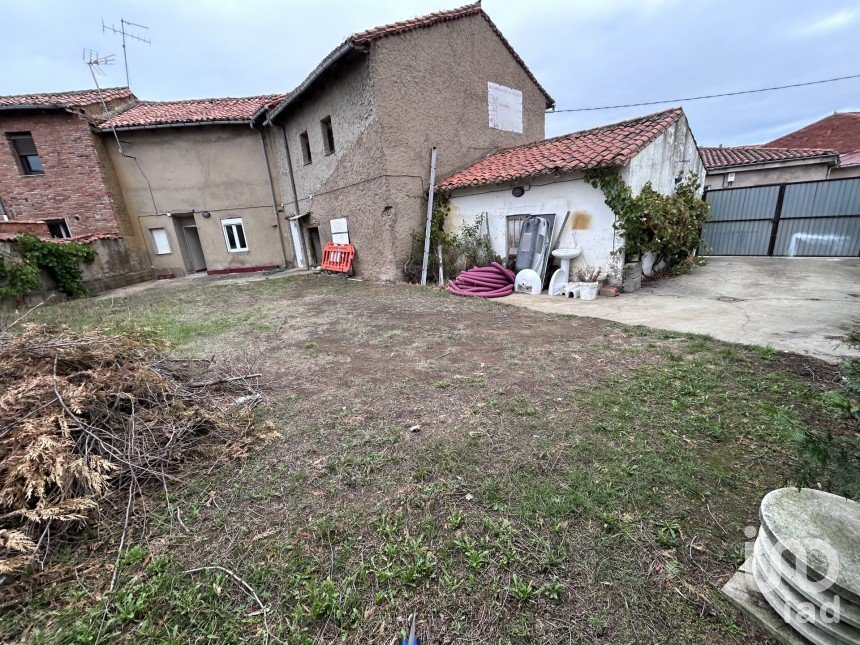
(580, 282), (599, 301)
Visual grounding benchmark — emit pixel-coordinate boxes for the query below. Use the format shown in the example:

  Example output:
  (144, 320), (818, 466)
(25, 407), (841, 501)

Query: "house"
(264, 1), (554, 279)
(436, 107), (704, 284)
(0, 87), (152, 289)
(96, 95), (287, 277)
(766, 112), (860, 179)
(699, 146), (840, 190)
(4, 2), (555, 284)
(0, 88), (136, 238)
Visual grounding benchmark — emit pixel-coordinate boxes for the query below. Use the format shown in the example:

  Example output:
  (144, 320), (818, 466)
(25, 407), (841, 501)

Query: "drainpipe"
(278, 122), (309, 266)
(254, 124), (289, 269)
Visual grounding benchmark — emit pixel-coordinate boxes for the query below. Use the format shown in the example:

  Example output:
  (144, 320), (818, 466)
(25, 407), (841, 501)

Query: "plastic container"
(580, 281), (599, 300)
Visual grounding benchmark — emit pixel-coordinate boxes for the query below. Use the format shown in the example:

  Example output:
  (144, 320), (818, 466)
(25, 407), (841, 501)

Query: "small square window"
(320, 116), (335, 155)
(46, 219), (71, 239)
(150, 227), (171, 255)
(8, 132), (44, 175)
(299, 131), (312, 165)
(221, 217), (248, 252)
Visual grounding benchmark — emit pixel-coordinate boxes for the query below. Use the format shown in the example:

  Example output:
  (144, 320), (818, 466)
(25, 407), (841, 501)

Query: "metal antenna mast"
(102, 18), (150, 87)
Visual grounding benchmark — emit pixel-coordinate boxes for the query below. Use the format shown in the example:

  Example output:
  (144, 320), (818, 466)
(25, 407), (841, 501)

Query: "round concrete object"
(760, 488), (859, 605)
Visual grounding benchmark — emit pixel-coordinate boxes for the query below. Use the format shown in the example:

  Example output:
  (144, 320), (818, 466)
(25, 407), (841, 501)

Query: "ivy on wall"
(0, 234), (96, 301)
(586, 170), (710, 274)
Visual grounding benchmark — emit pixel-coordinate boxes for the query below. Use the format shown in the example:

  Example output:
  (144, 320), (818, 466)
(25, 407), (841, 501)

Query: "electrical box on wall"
(727, 172), (736, 185)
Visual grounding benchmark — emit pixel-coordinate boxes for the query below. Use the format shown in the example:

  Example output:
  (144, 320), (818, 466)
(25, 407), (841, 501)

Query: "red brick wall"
(0, 110), (121, 236)
(0, 220), (51, 237)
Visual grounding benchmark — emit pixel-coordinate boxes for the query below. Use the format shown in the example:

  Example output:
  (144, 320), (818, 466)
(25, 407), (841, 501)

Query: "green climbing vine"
(586, 170), (710, 274)
(0, 234), (96, 301)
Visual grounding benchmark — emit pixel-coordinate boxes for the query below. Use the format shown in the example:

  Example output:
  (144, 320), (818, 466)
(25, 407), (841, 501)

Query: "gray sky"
(2, 0), (858, 146)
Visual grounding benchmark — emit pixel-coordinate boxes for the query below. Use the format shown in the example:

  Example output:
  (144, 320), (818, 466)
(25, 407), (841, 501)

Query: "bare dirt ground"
(2, 274), (855, 643)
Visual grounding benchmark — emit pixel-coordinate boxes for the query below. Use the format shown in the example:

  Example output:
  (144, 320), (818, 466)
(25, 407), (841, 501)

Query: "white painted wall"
(445, 174), (625, 283)
(621, 114), (704, 196)
(445, 114), (706, 287)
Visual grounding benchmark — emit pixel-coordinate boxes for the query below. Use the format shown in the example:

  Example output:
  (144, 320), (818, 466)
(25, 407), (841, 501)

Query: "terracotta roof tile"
(766, 112), (860, 158)
(437, 108), (684, 191)
(699, 146), (838, 170)
(0, 87), (132, 109)
(98, 95), (286, 129)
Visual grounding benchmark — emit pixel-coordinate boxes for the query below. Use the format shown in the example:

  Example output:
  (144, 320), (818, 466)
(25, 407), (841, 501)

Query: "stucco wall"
(104, 125), (286, 275)
(622, 114), (704, 195)
(445, 174), (623, 283)
(268, 13), (550, 281)
(704, 161), (830, 189)
(268, 55), (389, 276)
(370, 12), (549, 280)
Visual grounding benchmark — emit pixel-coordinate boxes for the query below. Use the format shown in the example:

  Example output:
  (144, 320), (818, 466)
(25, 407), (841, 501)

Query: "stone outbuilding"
(437, 108), (704, 284)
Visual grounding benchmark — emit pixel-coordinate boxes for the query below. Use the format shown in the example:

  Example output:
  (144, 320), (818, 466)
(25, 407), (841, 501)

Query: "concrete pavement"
(498, 257), (860, 362)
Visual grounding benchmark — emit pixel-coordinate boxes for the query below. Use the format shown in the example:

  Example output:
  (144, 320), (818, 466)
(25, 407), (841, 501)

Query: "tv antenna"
(102, 18), (150, 87)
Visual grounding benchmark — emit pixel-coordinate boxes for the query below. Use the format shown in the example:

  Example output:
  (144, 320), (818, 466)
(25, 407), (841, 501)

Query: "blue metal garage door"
(701, 177), (860, 257)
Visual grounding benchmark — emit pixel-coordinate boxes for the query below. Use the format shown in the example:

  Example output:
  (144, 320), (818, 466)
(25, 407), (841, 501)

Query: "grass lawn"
(1, 274), (856, 643)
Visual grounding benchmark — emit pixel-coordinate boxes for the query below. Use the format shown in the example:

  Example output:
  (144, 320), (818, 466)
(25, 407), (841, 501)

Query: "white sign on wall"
(330, 217), (349, 244)
(488, 82), (523, 134)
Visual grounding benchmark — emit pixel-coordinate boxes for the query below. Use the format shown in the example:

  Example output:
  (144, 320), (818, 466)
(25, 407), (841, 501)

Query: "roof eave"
(705, 154), (839, 172)
(97, 119), (253, 132)
(264, 42), (356, 125)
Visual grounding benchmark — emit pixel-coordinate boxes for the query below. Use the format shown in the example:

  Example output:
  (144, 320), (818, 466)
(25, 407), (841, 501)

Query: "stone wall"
(0, 236), (151, 308)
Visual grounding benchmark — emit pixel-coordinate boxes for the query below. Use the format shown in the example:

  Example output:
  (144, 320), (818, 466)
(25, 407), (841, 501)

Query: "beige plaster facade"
(103, 125), (288, 276)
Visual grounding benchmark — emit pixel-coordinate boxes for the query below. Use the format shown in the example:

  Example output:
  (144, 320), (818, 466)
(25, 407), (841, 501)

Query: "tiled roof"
(98, 95), (286, 129)
(267, 2), (553, 121)
(699, 146), (838, 170)
(0, 87), (132, 109)
(766, 112), (860, 159)
(437, 107), (684, 191)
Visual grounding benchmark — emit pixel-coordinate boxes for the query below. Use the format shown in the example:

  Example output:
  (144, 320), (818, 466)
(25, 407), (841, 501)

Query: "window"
(0, 197), (7, 222)
(320, 116), (335, 155)
(8, 132), (44, 175)
(221, 217), (248, 252)
(299, 131), (312, 165)
(150, 227), (171, 255)
(506, 215), (530, 260)
(46, 219), (71, 239)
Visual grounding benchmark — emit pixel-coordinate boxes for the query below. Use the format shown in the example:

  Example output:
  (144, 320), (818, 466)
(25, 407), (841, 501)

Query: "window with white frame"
(221, 217), (248, 252)
(150, 227), (171, 255)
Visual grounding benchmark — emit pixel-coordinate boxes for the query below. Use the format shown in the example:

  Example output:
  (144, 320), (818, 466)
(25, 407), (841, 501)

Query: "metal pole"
(257, 127), (289, 268)
(420, 146), (437, 286)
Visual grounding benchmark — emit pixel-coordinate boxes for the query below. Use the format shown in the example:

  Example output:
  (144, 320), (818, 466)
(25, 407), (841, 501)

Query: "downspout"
(254, 123), (289, 269)
(279, 122), (309, 266)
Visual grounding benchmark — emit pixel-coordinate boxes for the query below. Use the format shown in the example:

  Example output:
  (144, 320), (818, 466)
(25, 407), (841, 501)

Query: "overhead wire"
(547, 72), (860, 113)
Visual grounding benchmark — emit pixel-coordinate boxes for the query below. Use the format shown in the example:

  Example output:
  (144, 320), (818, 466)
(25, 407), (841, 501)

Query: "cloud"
(795, 9), (858, 36)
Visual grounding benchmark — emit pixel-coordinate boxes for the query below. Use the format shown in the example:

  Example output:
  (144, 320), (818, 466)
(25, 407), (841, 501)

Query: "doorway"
(182, 225), (206, 272)
(306, 226), (323, 266)
(173, 214), (207, 273)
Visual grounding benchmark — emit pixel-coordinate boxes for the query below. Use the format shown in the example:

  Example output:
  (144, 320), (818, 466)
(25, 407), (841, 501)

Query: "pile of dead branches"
(0, 325), (260, 578)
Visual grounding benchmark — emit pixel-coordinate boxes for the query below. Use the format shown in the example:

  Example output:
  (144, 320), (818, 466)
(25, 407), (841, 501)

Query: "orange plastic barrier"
(321, 242), (355, 274)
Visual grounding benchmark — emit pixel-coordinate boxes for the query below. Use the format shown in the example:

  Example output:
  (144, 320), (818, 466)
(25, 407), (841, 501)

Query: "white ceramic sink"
(551, 247), (582, 260)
